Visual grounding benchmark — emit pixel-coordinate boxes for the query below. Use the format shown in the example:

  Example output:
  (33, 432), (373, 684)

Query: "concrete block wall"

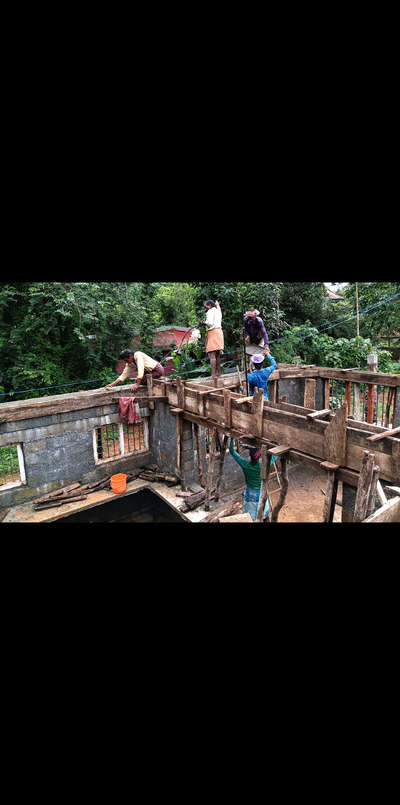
(0, 402), (153, 510)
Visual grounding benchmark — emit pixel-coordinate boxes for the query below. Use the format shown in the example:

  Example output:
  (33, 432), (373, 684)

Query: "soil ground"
(272, 462), (342, 522)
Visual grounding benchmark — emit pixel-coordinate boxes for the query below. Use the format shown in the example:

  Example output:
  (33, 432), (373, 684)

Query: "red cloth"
(118, 397), (141, 424)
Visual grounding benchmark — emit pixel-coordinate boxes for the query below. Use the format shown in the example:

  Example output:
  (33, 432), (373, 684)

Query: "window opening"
(94, 420), (148, 464)
(0, 443), (26, 489)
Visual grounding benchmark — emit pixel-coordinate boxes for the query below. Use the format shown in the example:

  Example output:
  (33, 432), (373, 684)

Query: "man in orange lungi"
(197, 299), (224, 378)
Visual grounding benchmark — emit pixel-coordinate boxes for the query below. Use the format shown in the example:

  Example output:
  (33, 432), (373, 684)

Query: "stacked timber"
(137, 466), (179, 485)
(32, 470), (144, 510)
(178, 487), (217, 512)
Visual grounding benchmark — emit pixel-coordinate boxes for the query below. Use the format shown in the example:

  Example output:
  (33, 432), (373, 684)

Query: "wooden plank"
(366, 426), (400, 442)
(324, 378), (330, 410)
(322, 469), (338, 522)
(345, 381), (352, 415)
(386, 485), (400, 495)
(268, 445), (290, 457)
(320, 461), (340, 471)
(353, 383), (361, 421)
(353, 451), (375, 522)
(363, 496), (400, 523)
(215, 434), (229, 502)
(235, 396), (253, 405)
(304, 378), (316, 409)
(307, 409), (331, 420)
(367, 465), (380, 517)
(252, 387), (264, 439)
(198, 393), (205, 417)
(384, 387), (394, 428)
(223, 389), (232, 429)
(33, 482), (81, 503)
(269, 379), (277, 404)
(176, 377), (185, 410)
(323, 404), (347, 465)
(315, 368), (400, 387)
(367, 383), (374, 424)
(376, 480), (387, 506)
(265, 399), (316, 416)
(170, 407), (184, 414)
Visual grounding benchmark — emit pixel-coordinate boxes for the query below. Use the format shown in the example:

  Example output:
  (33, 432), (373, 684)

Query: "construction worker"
(197, 299), (224, 378)
(228, 439), (278, 521)
(104, 349), (164, 392)
(247, 347), (277, 399)
(243, 309), (269, 371)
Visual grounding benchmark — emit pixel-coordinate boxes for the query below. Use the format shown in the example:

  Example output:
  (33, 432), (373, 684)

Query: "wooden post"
(304, 378), (316, 409)
(205, 427), (217, 510)
(353, 450), (375, 522)
(271, 455), (289, 522)
(177, 377), (185, 410)
(324, 403), (348, 465)
(320, 461), (340, 522)
(353, 383), (361, 421)
(269, 379), (277, 404)
(194, 423), (205, 487)
(252, 387), (264, 439)
(224, 388), (232, 429)
(345, 381), (351, 415)
(367, 464), (380, 518)
(384, 387), (394, 428)
(256, 445), (272, 522)
(215, 433), (229, 502)
(324, 378), (331, 410)
(366, 353), (377, 424)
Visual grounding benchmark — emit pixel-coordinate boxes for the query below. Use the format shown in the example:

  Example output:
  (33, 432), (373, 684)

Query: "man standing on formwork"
(243, 309), (269, 371)
(197, 299), (224, 378)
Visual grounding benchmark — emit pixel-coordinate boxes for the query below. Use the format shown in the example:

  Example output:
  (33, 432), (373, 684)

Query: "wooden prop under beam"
(320, 461), (340, 522)
(323, 404), (348, 465)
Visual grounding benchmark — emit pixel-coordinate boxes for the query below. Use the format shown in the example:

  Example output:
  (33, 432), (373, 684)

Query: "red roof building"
(115, 326), (190, 378)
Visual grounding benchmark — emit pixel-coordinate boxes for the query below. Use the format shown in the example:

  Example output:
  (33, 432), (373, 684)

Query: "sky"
(324, 282), (348, 292)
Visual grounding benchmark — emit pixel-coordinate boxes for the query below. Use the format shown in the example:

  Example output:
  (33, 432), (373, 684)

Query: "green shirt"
(229, 439), (277, 490)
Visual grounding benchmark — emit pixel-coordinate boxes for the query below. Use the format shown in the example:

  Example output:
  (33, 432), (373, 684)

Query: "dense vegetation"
(0, 281), (399, 401)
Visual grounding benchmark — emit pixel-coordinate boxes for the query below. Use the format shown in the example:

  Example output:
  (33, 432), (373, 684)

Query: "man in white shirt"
(197, 300), (224, 378)
(104, 349), (164, 392)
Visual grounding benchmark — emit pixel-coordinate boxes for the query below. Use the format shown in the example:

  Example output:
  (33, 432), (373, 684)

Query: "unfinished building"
(1, 363), (399, 524)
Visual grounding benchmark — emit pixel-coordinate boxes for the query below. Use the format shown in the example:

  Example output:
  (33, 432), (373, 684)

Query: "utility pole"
(356, 282), (359, 338)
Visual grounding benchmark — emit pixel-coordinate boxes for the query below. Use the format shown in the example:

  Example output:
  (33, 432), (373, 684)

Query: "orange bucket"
(110, 473), (127, 494)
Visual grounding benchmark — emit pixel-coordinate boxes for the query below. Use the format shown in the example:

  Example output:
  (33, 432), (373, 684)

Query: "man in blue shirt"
(247, 347), (277, 400)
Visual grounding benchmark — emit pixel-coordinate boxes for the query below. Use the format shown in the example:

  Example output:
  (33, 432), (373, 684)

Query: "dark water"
(60, 488), (186, 523)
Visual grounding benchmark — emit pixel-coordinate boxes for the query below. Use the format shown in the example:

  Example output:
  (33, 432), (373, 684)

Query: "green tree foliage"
(279, 283), (327, 327)
(191, 282), (287, 354)
(0, 282), (146, 398)
(272, 324), (394, 372)
(152, 283), (197, 328)
(343, 282), (400, 340)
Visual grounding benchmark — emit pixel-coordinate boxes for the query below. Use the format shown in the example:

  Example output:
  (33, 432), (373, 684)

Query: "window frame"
(93, 419), (149, 465)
